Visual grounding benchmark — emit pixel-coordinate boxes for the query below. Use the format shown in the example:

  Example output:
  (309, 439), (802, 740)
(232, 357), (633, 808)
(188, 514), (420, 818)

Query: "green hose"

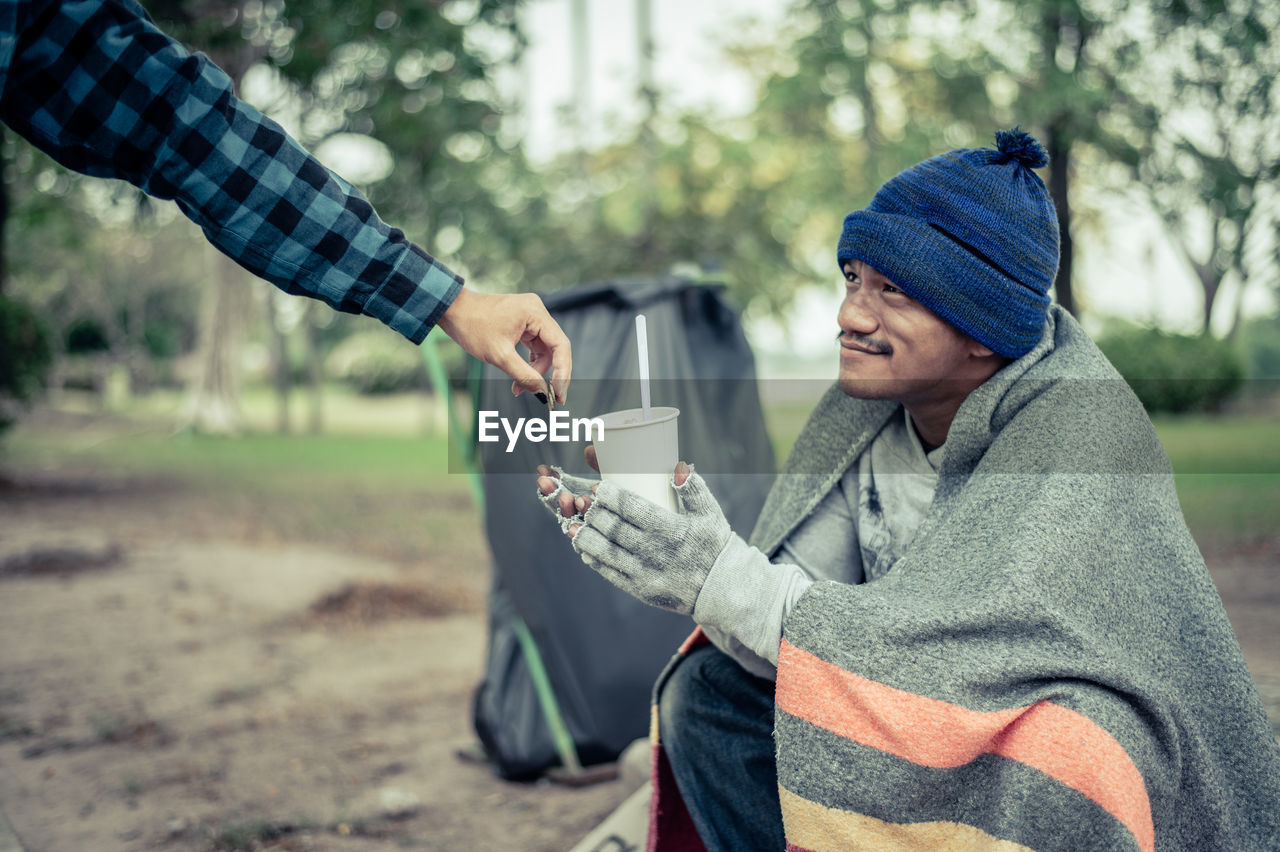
(511, 616), (583, 774)
(420, 334), (483, 509)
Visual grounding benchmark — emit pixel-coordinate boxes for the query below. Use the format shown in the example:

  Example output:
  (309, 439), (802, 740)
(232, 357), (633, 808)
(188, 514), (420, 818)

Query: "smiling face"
(837, 260), (1002, 413)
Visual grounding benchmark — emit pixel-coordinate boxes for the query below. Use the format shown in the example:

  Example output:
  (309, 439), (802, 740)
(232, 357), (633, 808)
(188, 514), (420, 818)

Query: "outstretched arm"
(3, 0), (570, 400)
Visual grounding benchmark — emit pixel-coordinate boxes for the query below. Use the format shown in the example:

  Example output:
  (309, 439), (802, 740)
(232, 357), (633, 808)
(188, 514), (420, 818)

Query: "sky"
(511, 0), (777, 161)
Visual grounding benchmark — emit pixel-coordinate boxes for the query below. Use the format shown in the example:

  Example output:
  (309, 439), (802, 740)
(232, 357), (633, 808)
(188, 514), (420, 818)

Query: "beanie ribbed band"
(837, 127), (1061, 359)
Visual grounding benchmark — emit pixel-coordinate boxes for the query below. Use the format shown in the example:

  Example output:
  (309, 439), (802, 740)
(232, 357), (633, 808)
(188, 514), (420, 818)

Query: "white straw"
(636, 314), (652, 420)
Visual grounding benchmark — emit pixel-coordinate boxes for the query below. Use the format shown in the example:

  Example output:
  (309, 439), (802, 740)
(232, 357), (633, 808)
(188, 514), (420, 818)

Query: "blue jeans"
(657, 644), (785, 851)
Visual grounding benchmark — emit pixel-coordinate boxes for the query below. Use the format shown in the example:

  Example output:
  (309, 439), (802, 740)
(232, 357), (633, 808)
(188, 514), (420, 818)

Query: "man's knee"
(657, 645), (774, 761)
(656, 647), (705, 757)
(656, 646), (785, 850)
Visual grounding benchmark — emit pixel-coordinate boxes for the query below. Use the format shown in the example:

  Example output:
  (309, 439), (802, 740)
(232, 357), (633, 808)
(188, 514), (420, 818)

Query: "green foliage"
(0, 294), (53, 433)
(64, 317), (111, 354)
(208, 819), (290, 851)
(765, 0), (1279, 326)
(1136, 0), (1280, 332)
(505, 116), (810, 315)
(147, 0), (529, 280)
(325, 330), (425, 394)
(1237, 312), (1280, 380)
(1097, 326), (1244, 414)
(721, 0), (1109, 315)
(143, 317), (185, 360)
(1151, 414), (1280, 474)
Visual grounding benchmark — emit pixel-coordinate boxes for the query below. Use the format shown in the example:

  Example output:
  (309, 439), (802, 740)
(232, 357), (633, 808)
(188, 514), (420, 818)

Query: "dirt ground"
(0, 455), (639, 851)
(1, 420), (1277, 852)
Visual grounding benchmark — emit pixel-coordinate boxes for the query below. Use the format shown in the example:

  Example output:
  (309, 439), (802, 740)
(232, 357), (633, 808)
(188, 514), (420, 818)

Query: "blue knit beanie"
(837, 127), (1060, 358)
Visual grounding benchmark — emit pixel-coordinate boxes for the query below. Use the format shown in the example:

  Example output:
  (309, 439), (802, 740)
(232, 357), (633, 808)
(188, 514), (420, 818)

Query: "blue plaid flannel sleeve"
(1, 0), (462, 344)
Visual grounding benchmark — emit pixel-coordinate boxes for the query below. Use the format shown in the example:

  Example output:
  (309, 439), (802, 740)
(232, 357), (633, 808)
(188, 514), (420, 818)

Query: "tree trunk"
(181, 243), (250, 434)
(87, 260), (131, 409)
(125, 269), (148, 395)
(1046, 117), (1076, 318)
(635, 0), (657, 127)
(570, 0), (590, 155)
(178, 33), (260, 435)
(264, 291), (291, 434)
(301, 303), (324, 435)
(1225, 272), (1248, 342)
(1199, 267), (1221, 335)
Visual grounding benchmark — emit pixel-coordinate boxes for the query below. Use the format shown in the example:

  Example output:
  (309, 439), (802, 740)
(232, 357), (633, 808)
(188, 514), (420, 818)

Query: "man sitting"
(538, 128), (1280, 851)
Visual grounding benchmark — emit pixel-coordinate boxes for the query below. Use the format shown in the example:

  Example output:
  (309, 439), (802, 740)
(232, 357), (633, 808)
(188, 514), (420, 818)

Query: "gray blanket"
(650, 306), (1280, 851)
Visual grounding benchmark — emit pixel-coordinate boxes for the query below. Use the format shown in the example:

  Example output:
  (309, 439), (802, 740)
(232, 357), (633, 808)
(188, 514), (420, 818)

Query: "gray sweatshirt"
(696, 408), (943, 678)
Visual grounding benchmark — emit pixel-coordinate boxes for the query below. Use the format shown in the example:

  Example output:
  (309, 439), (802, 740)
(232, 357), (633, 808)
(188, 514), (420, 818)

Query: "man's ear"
(967, 339), (997, 358)
(967, 337), (1008, 370)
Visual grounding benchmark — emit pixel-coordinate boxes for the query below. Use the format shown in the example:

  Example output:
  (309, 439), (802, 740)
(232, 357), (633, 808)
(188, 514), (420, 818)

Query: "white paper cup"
(592, 406), (680, 512)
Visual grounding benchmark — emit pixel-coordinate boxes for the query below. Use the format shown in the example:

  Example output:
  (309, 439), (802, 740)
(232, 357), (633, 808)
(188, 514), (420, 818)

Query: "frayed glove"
(535, 465), (597, 533)
(570, 469), (732, 614)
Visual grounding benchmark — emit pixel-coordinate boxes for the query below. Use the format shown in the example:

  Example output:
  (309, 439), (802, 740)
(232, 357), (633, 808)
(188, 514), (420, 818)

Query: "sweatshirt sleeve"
(696, 471), (864, 678)
(694, 535), (815, 679)
(3, 0), (461, 343)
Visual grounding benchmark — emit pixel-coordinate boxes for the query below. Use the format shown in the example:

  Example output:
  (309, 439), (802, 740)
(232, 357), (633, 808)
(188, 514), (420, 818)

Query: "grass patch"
(5, 429), (462, 496)
(1172, 475), (1280, 549)
(1153, 415), (1280, 474)
(208, 819), (298, 851)
(1153, 415), (1279, 548)
(1, 406), (485, 574)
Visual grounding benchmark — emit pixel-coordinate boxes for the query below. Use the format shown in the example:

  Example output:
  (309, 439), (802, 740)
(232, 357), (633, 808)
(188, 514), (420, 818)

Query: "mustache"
(836, 330), (892, 355)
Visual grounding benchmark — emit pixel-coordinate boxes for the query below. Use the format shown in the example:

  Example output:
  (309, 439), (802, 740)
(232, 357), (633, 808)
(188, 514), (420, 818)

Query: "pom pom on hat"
(992, 126), (1049, 169)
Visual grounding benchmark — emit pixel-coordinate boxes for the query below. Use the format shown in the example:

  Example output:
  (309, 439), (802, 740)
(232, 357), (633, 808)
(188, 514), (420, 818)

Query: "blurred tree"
(714, 0), (1277, 336)
(499, 2), (966, 319)
(130, 0), (269, 433)
(8, 181), (204, 402)
(0, 293), (52, 434)
(1134, 0), (1279, 335)
(751, 0), (1158, 318)
(510, 114), (806, 316)
(741, 0), (1002, 303)
(1097, 323), (1244, 413)
(142, 0), (527, 432)
(1236, 310), (1280, 380)
(5, 137), (105, 396)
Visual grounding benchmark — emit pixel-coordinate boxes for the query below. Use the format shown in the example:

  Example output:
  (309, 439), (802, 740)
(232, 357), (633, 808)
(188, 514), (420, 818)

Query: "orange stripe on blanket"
(776, 639), (1154, 852)
(677, 626), (708, 655)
